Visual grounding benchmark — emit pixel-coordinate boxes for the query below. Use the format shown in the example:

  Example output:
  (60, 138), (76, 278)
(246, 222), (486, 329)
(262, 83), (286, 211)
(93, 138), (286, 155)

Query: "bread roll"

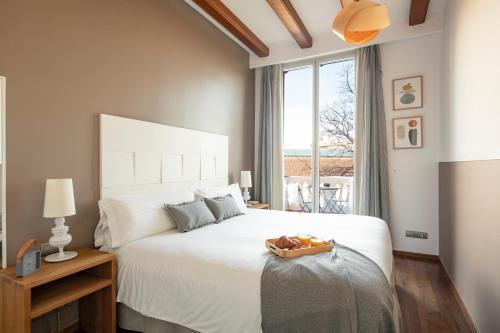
(275, 236), (301, 250)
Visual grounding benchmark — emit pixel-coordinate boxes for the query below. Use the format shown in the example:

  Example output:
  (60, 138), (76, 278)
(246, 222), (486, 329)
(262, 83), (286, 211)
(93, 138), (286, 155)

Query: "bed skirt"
(118, 303), (199, 333)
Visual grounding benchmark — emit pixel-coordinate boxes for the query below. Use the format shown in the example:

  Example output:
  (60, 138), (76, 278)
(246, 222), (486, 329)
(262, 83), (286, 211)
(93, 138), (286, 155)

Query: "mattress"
(112, 209), (394, 333)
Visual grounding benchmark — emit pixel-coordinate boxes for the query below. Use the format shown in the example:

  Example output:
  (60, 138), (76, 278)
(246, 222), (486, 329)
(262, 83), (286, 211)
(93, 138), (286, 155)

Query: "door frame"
(1, 76), (6, 268)
(283, 51), (356, 213)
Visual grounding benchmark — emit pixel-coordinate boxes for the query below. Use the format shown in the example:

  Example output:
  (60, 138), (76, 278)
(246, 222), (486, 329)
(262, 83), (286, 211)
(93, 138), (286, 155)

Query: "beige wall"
(441, 1), (500, 332)
(0, 0), (254, 265)
(441, 0), (500, 162)
(439, 161), (500, 332)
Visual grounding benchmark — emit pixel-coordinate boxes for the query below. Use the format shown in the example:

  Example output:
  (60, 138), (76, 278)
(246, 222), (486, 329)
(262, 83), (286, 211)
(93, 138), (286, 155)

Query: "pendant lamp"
(332, 0), (391, 45)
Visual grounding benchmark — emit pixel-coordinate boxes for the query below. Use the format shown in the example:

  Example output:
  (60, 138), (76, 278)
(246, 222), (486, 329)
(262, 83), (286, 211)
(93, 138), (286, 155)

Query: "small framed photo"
(393, 116), (423, 149)
(393, 75), (423, 110)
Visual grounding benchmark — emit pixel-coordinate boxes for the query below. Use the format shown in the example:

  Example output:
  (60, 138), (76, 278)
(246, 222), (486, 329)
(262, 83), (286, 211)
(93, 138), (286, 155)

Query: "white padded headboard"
(100, 114), (228, 198)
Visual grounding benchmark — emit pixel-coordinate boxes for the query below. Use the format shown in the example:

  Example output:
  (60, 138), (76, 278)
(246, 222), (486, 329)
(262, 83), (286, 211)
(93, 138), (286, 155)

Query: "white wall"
(441, 0), (500, 162)
(380, 34), (442, 255)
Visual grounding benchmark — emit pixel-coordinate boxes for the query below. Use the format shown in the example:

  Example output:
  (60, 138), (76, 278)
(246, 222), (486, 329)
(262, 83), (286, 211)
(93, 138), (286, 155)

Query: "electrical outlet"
(406, 230), (428, 239)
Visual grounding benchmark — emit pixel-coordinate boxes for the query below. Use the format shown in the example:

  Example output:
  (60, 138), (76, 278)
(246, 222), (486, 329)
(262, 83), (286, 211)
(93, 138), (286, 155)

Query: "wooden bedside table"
(247, 202), (269, 209)
(0, 247), (116, 333)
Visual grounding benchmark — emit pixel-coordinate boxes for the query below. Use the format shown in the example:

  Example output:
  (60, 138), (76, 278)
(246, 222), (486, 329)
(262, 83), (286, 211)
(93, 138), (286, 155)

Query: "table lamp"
(240, 171), (252, 205)
(43, 179), (78, 262)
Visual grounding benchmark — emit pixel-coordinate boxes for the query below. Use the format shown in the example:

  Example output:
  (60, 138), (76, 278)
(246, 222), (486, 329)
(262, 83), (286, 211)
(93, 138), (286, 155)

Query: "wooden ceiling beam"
(409, 0), (430, 26)
(192, 0), (269, 57)
(266, 0), (312, 49)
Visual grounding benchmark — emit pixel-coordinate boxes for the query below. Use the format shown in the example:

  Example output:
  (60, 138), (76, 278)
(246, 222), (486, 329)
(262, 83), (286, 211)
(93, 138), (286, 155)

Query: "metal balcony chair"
(297, 186), (312, 213)
(331, 184), (352, 214)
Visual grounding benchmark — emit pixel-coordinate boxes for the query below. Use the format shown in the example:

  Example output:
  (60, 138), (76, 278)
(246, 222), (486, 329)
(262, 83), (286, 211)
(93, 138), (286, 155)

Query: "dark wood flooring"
(394, 255), (474, 333)
(120, 255), (474, 333)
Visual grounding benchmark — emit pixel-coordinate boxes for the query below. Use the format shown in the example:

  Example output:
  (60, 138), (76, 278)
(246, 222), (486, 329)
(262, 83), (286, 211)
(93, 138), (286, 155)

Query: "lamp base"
(46, 216), (77, 262)
(45, 250), (78, 262)
(242, 187), (250, 205)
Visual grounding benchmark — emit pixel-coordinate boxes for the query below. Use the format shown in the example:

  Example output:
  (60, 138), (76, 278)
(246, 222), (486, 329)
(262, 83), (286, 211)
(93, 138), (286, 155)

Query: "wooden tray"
(265, 236), (333, 258)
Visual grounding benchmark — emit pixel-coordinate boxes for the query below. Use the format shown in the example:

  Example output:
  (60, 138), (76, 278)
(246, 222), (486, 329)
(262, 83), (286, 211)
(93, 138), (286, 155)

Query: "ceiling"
(186, 0), (448, 68)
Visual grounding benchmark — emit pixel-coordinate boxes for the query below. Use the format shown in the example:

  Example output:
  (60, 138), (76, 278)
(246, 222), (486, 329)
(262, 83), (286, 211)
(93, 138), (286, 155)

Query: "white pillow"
(195, 183), (247, 213)
(94, 190), (194, 248)
(94, 214), (112, 249)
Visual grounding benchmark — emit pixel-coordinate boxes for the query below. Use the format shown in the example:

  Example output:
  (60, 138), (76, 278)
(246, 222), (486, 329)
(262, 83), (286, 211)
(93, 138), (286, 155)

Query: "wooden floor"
(120, 255), (474, 333)
(394, 255), (473, 333)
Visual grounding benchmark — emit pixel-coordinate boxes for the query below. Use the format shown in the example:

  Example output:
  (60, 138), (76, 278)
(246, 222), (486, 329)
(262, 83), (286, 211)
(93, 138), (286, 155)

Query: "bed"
(97, 115), (400, 333)
(109, 209), (397, 333)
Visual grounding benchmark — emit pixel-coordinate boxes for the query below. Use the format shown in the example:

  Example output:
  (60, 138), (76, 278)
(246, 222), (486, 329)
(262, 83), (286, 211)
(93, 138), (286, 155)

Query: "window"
(284, 54), (356, 214)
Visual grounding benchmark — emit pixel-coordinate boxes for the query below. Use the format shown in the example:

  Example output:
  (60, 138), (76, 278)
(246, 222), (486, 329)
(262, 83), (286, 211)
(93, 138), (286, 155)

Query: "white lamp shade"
(43, 179), (76, 218)
(240, 171), (252, 188)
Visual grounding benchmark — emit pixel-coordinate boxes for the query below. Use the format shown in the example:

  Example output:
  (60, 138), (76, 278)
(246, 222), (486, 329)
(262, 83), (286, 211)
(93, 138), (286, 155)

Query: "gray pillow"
(165, 199), (216, 232)
(204, 194), (243, 222)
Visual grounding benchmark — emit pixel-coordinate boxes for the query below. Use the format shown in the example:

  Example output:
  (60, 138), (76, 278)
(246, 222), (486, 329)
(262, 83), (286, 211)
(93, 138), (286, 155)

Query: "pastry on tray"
(274, 236), (301, 250)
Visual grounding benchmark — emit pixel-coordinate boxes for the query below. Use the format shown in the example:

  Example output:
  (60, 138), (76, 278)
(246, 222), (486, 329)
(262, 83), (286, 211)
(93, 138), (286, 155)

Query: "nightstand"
(247, 202), (269, 210)
(0, 247), (115, 333)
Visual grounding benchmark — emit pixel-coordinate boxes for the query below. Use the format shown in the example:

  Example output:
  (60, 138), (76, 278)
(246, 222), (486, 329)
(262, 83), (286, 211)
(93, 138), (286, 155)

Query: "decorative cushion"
(204, 194), (243, 222)
(165, 199), (217, 232)
(195, 183), (247, 213)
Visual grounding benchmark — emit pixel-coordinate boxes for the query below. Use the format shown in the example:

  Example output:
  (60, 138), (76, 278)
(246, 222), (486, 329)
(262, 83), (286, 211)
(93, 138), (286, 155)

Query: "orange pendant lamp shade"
(332, 0), (391, 45)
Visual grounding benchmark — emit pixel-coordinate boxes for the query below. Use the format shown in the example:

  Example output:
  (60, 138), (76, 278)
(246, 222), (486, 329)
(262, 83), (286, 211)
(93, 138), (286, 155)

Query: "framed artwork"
(393, 75), (423, 110)
(393, 116), (423, 149)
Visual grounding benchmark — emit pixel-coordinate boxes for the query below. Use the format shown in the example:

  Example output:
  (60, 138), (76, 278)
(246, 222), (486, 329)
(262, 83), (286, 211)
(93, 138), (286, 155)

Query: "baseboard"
(393, 250), (439, 261)
(439, 259), (480, 333)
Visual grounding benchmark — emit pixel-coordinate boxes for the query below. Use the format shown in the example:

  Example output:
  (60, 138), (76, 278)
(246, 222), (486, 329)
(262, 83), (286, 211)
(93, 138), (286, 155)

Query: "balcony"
(285, 176), (353, 214)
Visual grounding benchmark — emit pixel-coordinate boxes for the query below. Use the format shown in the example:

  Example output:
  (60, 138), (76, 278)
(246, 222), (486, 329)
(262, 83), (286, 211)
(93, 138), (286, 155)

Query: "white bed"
(98, 115), (397, 333)
(111, 209), (394, 333)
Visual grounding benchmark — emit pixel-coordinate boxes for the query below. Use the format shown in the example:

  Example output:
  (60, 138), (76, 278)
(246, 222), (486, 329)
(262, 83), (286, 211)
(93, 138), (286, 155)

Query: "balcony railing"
(285, 176), (353, 214)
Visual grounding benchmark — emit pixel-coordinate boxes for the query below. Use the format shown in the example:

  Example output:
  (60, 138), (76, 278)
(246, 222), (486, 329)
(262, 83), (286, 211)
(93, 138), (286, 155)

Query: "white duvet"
(113, 209), (394, 333)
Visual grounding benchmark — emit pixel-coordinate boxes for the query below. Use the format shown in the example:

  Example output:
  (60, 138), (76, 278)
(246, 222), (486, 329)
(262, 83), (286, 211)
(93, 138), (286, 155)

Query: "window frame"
(282, 51), (357, 213)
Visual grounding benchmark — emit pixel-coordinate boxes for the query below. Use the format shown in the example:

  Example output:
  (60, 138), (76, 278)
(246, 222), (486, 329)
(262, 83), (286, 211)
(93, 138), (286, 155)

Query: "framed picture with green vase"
(393, 75), (423, 110)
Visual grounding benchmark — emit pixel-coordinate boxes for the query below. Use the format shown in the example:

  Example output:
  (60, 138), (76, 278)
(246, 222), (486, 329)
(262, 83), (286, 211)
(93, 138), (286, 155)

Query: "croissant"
(291, 239), (301, 249)
(275, 236), (301, 250)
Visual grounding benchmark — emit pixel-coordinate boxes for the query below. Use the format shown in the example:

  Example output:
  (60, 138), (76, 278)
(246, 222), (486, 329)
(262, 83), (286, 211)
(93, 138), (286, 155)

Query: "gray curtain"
(255, 65), (285, 210)
(353, 45), (390, 224)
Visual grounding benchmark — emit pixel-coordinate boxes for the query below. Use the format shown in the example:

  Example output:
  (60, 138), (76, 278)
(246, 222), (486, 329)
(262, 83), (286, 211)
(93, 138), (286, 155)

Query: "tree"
(320, 62), (355, 156)
(292, 63), (355, 177)
(319, 62), (355, 176)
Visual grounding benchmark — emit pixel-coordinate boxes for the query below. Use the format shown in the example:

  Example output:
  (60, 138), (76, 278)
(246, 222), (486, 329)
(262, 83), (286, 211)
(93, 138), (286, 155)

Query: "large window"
(284, 55), (355, 214)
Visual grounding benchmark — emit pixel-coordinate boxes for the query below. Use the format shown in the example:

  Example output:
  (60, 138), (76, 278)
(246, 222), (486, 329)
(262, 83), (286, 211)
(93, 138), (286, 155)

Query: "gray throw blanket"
(261, 243), (396, 333)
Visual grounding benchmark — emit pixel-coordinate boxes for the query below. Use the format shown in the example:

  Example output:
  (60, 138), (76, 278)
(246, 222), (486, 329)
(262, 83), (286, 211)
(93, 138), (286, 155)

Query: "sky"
(283, 58), (355, 151)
